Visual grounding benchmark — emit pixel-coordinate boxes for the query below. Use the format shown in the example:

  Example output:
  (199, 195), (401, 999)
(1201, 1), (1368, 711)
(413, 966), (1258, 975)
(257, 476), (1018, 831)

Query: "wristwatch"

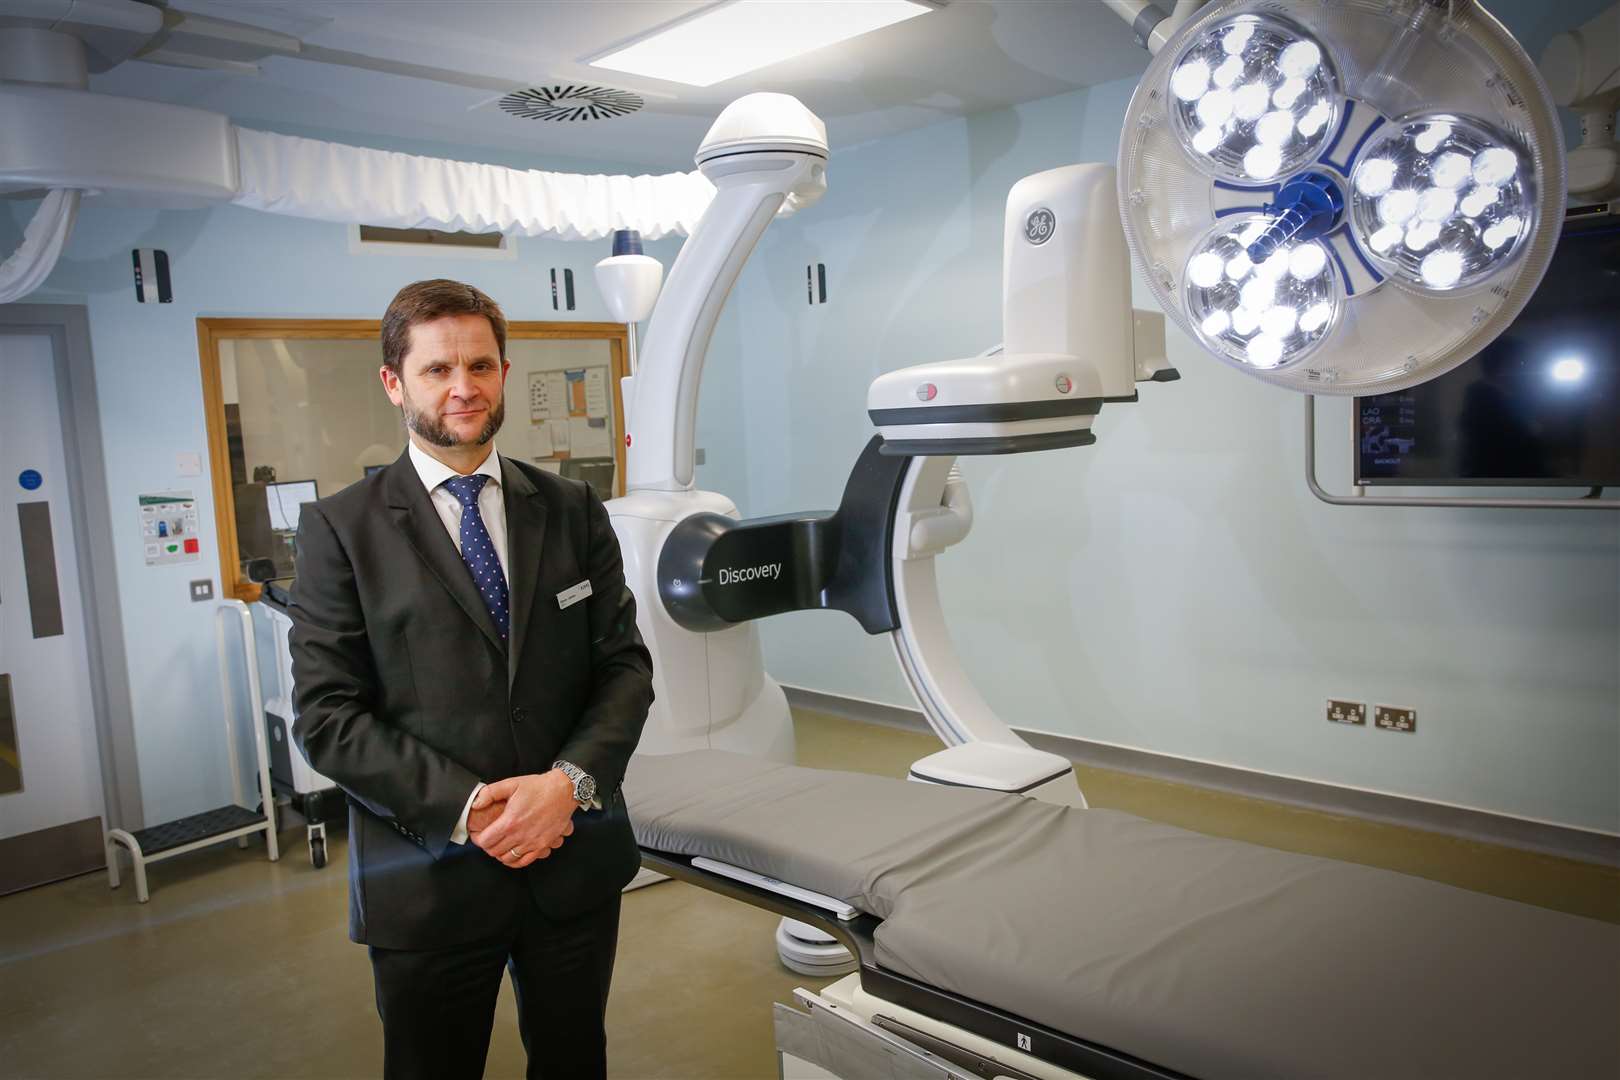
(553, 760), (597, 807)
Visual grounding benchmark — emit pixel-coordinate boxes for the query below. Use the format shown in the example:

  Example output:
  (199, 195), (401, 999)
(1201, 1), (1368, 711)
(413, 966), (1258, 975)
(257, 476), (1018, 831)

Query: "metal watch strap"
(552, 759), (596, 804)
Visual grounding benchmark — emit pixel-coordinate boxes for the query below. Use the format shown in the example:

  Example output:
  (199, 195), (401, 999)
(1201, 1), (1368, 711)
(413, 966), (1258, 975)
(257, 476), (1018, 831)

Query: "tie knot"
(442, 473), (490, 507)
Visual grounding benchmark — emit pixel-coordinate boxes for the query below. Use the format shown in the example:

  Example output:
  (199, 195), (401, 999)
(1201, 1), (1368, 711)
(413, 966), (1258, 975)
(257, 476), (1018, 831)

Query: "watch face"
(577, 774), (597, 803)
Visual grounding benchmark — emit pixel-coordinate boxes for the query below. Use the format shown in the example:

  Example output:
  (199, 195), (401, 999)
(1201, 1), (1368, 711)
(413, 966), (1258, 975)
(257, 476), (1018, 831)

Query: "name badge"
(557, 580), (593, 609)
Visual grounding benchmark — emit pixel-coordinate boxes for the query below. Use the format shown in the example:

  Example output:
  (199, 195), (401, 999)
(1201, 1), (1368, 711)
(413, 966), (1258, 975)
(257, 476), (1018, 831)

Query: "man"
(288, 278), (653, 1080)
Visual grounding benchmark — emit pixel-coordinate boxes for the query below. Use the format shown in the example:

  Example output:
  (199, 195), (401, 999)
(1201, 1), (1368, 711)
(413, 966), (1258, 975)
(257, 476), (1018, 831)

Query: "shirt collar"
(408, 440), (502, 495)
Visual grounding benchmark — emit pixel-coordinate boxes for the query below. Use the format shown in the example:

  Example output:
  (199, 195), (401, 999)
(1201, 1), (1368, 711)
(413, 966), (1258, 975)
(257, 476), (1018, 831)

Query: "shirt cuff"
(449, 782), (484, 845)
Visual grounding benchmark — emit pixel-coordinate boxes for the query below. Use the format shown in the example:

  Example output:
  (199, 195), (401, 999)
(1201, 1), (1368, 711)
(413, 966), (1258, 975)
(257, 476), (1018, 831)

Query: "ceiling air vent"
(498, 85), (644, 122)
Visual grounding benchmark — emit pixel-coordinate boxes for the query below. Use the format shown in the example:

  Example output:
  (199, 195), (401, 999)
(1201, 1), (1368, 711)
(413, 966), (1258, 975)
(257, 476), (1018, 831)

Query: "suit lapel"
(501, 456), (547, 686)
(382, 453), (506, 655)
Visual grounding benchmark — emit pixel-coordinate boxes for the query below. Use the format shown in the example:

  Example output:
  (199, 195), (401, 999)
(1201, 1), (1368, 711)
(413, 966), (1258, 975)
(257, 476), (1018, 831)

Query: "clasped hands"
(468, 768), (579, 869)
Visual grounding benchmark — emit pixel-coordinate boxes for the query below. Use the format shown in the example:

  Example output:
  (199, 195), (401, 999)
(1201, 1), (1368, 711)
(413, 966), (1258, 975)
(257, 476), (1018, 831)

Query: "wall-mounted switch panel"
(189, 579), (215, 602)
(1374, 705), (1416, 733)
(1327, 700), (1366, 725)
(805, 263), (828, 304)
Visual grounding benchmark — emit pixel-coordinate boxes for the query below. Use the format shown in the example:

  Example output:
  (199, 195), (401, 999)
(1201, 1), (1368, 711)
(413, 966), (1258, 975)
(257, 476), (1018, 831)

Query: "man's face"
(381, 314), (510, 449)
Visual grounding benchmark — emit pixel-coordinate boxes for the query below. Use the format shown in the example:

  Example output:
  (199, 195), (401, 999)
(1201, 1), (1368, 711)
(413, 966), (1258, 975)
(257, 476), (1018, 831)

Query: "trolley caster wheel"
(310, 836), (327, 869)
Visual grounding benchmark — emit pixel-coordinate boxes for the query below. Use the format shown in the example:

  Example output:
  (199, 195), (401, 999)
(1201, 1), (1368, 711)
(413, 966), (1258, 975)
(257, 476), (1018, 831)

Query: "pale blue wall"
(706, 6), (1620, 832)
(5, 134), (683, 829)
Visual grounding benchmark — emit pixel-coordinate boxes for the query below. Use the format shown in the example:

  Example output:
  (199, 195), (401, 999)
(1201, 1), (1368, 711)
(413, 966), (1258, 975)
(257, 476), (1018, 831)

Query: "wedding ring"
(509, 847), (523, 859)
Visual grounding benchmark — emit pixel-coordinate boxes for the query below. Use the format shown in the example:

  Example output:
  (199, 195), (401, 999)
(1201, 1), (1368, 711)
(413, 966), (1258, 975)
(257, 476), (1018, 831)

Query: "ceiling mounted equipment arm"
(625, 93), (828, 493)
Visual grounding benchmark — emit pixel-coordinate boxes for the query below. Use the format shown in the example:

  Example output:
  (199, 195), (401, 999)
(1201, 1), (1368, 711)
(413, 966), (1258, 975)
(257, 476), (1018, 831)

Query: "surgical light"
(1184, 214), (1339, 369)
(1167, 13), (1341, 182)
(1118, 0), (1567, 395)
(587, 0), (933, 88)
(1348, 113), (1535, 292)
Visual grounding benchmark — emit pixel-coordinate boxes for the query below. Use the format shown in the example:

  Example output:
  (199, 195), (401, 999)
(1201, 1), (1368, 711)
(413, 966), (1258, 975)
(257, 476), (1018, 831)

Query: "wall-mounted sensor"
(132, 249), (172, 303)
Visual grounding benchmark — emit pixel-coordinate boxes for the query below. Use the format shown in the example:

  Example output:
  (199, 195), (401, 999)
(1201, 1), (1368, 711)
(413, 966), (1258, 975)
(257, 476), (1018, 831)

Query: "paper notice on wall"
(584, 367), (609, 419)
(550, 419), (571, 452)
(139, 491), (202, 566)
(530, 421), (554, 458)
(569, 416), (612, 458)
(530, 371), (568, 421)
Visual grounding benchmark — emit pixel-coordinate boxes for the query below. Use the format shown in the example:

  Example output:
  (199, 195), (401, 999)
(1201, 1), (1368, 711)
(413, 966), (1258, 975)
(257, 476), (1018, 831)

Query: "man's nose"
(449, 368), (480, 399)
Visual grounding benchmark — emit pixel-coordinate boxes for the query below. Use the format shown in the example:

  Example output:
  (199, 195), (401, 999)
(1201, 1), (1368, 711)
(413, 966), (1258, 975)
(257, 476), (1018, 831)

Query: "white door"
(0, 332), (105, 856)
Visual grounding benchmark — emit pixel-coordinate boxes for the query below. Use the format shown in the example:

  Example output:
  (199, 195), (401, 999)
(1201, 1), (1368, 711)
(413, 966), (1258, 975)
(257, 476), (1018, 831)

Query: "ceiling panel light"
(588, 0), (934, 88)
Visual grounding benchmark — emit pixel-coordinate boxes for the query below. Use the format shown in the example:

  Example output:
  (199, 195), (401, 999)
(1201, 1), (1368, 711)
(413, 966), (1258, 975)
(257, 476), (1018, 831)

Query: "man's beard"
(401, 388), (505, 449)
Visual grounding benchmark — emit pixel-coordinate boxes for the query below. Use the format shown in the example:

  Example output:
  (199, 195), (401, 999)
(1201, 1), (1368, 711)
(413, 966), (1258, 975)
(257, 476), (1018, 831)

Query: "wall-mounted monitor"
(1355, 207), (1619, 487)
(266, 479), (319, 532)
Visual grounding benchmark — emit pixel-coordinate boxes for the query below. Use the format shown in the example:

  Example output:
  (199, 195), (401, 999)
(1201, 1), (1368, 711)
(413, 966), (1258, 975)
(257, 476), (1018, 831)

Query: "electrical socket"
(1374, 706), (1417, 733)
(1326, 699), (1366, 725)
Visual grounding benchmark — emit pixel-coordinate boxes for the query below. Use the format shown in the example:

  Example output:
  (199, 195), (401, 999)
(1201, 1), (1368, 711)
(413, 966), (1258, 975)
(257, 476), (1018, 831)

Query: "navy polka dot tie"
(442, 474), (510, 640)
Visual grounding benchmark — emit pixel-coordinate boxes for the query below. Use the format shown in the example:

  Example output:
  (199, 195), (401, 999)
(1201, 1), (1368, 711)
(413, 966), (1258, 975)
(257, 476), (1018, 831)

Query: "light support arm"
(1102, 0), (1208, 54)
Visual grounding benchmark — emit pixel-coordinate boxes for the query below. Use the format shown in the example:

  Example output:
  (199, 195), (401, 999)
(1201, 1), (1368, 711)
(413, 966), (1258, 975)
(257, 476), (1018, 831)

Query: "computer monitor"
(1355, 207), (1620, 487)
(266, 479), (318, 532)
(560, 458), (616, 502)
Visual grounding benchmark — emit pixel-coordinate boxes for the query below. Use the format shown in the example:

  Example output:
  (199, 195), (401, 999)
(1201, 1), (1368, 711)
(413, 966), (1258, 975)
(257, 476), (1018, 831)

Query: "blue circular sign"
(19, 469), (42, 491)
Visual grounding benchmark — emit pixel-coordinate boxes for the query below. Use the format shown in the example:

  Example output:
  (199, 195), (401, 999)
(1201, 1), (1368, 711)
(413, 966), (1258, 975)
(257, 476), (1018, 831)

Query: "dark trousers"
(369, 894), (621, 1080)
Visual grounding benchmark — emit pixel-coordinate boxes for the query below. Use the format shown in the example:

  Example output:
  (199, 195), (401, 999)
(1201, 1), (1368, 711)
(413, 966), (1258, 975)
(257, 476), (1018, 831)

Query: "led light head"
(1184, 214), (1340, 370)
(1167, 13), (1342, 182)
(1350, 113), (1534, 292)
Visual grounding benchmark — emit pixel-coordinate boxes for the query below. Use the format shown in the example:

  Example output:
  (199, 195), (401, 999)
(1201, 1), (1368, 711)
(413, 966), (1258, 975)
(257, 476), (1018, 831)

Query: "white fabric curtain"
(0, 189), (79, 305)
(231, 128), (715, 242)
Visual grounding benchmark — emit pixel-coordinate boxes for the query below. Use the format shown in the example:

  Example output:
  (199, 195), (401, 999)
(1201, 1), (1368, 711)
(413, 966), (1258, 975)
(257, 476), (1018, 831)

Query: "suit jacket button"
(511, 708), (525, 723)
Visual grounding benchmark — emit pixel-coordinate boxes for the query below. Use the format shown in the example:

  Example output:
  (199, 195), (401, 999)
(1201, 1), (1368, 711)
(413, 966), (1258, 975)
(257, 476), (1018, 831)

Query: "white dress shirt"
(406, 441), (506, 846)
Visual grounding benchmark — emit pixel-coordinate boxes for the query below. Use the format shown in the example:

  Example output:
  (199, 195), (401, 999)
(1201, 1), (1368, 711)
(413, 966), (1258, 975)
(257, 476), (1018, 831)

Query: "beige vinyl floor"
(1, 708), (1615, 1079)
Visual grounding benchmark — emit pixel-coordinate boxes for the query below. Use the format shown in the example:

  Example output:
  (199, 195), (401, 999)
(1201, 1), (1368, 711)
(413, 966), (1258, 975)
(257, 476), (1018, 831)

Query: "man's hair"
(380, 279), (508, 374)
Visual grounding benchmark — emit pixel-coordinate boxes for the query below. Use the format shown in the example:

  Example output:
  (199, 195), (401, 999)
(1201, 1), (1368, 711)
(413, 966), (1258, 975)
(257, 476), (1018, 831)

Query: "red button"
(184, 538), (200, 554)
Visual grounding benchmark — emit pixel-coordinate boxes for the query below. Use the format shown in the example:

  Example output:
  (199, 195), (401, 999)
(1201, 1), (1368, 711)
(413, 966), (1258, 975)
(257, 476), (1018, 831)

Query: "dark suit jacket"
(288, 451), (654, 950)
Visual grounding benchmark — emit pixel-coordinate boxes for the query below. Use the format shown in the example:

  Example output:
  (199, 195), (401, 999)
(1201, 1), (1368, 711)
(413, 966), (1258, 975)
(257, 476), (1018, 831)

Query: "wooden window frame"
(198, 318), (628, 602)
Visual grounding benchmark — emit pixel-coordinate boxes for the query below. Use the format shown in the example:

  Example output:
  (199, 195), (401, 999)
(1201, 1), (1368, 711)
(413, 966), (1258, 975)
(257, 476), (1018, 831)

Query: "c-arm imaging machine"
(606, 91), (1183, 979)
(610, 94), (1176, 807)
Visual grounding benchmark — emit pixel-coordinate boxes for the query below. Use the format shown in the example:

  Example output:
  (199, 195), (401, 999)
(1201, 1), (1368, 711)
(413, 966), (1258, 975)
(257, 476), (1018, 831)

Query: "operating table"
(624, 749), (1620, 1080)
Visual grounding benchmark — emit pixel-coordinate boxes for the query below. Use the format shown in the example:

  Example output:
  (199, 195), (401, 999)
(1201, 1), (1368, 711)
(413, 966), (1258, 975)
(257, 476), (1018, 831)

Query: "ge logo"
(1024, 208), (1055, 246)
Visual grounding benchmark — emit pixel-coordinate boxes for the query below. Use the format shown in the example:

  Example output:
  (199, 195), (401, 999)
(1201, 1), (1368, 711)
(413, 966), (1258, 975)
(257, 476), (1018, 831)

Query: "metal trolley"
(105, 600), (279, 902)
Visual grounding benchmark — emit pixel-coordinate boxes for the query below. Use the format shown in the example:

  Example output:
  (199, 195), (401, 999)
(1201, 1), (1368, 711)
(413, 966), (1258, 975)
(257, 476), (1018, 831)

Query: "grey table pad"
(624, 749), (1620, 1080)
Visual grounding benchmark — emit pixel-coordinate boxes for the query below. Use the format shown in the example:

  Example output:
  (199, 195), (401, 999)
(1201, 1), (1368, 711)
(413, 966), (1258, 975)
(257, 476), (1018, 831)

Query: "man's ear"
(501, 359), (511, 385)
(381, 364), (404, 406)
